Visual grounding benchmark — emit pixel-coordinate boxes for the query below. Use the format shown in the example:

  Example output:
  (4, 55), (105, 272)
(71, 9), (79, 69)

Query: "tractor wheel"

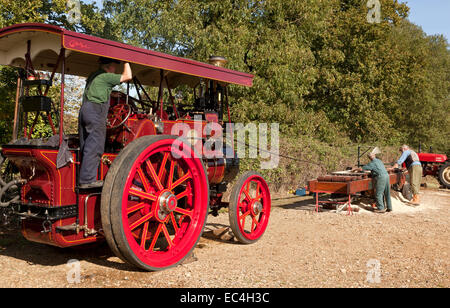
(101, 135), (209, 271)
(438, 162), (450, 189)
(229, 171), (271, 244)
(402, 183), (413, 201)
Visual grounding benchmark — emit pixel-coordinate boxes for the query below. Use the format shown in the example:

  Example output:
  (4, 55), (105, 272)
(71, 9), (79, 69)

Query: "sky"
(402, 0), (450, 40)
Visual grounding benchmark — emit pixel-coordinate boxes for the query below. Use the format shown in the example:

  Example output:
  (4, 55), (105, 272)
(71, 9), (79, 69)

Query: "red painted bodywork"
(418, 153), (448, 177)
(418, 153), (448, 163)
(1, 146), (104, 246)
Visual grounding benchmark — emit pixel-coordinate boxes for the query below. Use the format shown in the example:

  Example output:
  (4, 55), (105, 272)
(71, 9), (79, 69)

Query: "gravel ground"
(0, 188), (448, 288)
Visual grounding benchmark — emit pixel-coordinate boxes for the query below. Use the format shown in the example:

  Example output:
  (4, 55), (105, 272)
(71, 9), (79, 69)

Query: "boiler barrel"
(204, 144), (239, 184)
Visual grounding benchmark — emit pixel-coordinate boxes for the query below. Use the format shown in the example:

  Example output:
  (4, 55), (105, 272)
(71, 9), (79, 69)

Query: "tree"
(0, 0), (449, 153)
(0, 0), (106, 142)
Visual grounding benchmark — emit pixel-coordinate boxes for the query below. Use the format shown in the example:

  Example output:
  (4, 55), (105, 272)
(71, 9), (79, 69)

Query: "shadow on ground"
(0, 227), (140, 272)
(275, 196), (341, 212)
(274, 195), (377, 213)
(0, 221), (239, 271)
(202, 222), (239, 244)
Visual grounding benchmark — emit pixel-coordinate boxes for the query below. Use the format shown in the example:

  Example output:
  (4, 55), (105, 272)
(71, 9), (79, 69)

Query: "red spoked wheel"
(107, 103), (131, 130)
(101, 135), (209, 271)
(229, 171), (271, 244)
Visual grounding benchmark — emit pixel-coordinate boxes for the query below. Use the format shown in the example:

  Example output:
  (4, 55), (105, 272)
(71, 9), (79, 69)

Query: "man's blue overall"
(78, 98), (110, 184)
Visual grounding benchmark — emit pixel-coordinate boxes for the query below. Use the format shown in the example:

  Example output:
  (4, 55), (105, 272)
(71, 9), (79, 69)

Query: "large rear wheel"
(101, 135), (209, 271)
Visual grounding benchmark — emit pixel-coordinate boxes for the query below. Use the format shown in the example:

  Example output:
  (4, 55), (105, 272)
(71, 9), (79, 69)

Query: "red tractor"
(0, 23), (271, 271)
(418, 152), (449, 189)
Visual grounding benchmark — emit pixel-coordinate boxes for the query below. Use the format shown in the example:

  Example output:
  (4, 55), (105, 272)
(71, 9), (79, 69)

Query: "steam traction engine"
(0, 23), (271, 271)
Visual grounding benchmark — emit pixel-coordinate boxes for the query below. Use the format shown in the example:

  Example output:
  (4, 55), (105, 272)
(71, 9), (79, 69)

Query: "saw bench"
(308, 168), (407, 214)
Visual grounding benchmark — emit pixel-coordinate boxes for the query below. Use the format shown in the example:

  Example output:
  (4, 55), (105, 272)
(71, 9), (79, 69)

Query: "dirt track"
(0, 188), (449, 288)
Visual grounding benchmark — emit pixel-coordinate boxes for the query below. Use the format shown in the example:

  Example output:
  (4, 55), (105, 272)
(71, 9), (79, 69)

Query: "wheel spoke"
(252, 216), (259, 231)
(162, 224), (173, 248)
(127, 202), (146, 214)
(145, 160), (164, 191)
(255, 182), (261, 199)
(171, 172), (191, 190)
(176, 189), (190, 200)
(243, 189), (252, 202)
(149, 223), (163, 251)
(174, 207), (192, 217)
(130, 212), (154, 231)
(129, 189), (157, 201)
(167, 160), (175, 189)
(170, 213), (178, 232)
(136, 167), (151, 192)
(240, 210), (251, 223)
(158, 153), (169, 181)
(140, 221), (149, 248)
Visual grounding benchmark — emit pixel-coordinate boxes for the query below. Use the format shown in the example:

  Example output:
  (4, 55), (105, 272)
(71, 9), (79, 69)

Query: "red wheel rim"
(236, 175), (271, 241)
(121, 139), (208, 269)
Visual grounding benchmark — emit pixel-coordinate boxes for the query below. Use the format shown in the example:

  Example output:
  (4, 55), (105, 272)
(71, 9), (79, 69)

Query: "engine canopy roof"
(0, 23), (254, 88)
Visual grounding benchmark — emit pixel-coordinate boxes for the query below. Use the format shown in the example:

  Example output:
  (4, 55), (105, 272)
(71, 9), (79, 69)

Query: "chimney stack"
(208, 56), (228, 68)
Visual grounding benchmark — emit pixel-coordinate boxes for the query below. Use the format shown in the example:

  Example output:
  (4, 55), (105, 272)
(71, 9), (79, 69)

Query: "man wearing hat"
(357, 148), (393, 213)
(393, 145), (422, 205)
(78, 57), (132, 189)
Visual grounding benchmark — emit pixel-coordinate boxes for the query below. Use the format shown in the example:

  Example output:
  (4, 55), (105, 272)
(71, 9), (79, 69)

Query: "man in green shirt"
(78, 57), (132, 189)
(359, 153), (393, 213)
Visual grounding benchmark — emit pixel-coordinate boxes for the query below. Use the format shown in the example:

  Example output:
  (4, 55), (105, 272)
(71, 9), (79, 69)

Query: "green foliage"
(0, 67), (17, 144)
(0, 0), (449, 158)
(103, 0), (449, 153)
(0, 0), (107, 142)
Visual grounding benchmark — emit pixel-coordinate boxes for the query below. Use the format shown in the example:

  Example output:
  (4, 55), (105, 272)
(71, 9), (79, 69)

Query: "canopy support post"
(59, 48), (66, 145)
(44, 48), (65, 96)
(158, 70), (164, 117)
(165, 77), (179, 119)
(12, 77), (21, 142)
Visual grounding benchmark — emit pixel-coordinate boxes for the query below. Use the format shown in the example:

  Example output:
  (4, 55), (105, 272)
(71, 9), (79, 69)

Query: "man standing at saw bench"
(78, 57), (132, 189)
(393, 145), (422, 205)
(359, 152), (393, 213)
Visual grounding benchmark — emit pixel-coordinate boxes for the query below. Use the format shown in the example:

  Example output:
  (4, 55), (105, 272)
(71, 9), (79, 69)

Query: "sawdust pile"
(354, 189), (422, 214)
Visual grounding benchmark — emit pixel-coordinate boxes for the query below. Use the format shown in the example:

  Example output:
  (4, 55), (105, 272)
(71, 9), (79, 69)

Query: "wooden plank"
(308, 180), (348, 194)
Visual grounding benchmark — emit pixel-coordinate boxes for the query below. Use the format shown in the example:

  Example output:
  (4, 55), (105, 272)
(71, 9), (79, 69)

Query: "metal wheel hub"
(251, 200), (263, 216)
(157, 190), (177, 221)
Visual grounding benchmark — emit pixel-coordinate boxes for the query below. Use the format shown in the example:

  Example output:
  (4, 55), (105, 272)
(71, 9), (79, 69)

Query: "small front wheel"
(229, 171), (271, 244)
